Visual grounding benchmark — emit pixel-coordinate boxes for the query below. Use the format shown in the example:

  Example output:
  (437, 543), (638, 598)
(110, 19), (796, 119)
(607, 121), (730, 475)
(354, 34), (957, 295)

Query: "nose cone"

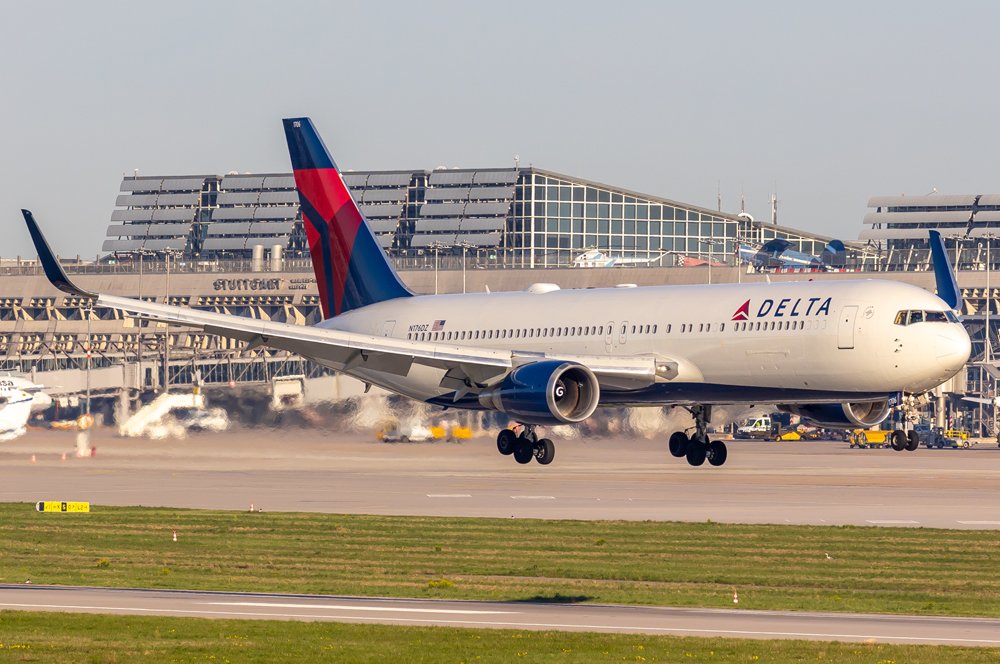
(936, 324), (972, 376)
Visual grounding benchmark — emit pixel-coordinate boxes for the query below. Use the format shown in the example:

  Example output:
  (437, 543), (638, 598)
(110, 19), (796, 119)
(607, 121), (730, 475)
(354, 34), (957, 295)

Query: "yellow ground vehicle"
(773, 430), (801, 441)
(850, 429), (890, 449)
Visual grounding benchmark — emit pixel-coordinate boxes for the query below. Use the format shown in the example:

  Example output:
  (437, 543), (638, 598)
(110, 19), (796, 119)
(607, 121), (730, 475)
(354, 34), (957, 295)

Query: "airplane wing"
(22, 211), (681, 394)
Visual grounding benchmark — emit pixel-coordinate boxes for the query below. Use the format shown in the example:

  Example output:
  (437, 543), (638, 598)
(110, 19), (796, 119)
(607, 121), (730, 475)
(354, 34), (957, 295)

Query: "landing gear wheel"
(496, 429), (517, 455)
(513, 443), (533, 464)
(686, 440), (707, 466)
(533, 438), (555, 465)
(905, 430), (920, 452)
(668, 432), (689, 458)
(707, 440), (728, 466)
(890, 430), (907, 451)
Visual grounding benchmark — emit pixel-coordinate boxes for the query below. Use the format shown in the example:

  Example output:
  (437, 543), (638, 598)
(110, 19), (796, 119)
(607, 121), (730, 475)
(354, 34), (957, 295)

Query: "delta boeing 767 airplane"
(21, 117), (971, 467)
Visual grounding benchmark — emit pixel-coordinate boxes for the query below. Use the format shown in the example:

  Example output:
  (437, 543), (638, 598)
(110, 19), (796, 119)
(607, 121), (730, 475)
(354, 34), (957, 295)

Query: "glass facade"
(508, 170), (736, 268)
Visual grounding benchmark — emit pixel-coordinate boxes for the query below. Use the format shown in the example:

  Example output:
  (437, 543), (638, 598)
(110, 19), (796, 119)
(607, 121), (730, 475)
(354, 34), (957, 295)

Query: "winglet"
(21, 209), (94, 297)
(929, 230), (962, 311)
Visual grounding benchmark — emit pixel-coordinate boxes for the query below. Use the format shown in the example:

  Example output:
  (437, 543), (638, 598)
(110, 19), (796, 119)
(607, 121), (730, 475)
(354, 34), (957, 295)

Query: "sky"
(2, 1), (999, 258)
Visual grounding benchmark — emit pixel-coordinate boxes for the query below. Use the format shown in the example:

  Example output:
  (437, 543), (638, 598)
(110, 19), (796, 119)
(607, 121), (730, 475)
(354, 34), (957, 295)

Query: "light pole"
(162, 248), (181, 391)
(429, 242), (450, 295)
(699, 239), (722, 285)
(458, 241), (473, 294)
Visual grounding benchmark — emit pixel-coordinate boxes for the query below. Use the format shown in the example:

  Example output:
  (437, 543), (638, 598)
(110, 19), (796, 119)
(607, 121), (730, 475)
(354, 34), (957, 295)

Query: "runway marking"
(511, 495), (555, 500)
(206, 601), (513, 615)
(866, 520), (920, 525)
(957, 520), (1000, 526)
(2, 602), (1000, 645)
(426, 494), (471, 498)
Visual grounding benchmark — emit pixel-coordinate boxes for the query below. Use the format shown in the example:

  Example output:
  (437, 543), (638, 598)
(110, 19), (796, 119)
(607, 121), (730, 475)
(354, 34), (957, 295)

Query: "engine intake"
(479, 360), (600, 425)
(777, 400), (891, 429)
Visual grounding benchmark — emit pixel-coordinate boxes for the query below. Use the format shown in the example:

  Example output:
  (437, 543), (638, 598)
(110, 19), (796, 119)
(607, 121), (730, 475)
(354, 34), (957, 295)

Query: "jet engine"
(777, 400), (891, 429)
(478, 360), (600, 425)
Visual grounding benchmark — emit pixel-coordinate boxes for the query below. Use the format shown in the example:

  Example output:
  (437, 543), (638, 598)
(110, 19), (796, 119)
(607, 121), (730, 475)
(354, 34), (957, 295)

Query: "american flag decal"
(431, 319), (446, 331)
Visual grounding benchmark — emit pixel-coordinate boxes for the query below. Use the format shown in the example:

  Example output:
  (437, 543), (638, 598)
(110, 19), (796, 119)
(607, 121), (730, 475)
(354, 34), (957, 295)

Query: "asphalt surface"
(1, 584), (999, 646)
(1, 428), (999, 528)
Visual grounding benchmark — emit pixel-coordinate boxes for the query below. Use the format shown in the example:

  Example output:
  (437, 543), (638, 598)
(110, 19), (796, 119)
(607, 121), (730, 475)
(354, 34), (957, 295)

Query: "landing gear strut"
(497, 425), (555, 465)
(667, 405), (728, 467)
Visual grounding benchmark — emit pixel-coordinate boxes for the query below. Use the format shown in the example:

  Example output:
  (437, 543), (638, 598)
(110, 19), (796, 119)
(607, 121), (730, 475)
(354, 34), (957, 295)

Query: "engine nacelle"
(479, 361), (600, 425)
(777, 400), (891, 429)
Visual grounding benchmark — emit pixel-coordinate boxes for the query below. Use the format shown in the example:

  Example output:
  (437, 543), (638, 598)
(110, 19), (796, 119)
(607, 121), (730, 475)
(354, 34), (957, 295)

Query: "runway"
(2, 584), (999, 646)
(1, 428), (999, 528)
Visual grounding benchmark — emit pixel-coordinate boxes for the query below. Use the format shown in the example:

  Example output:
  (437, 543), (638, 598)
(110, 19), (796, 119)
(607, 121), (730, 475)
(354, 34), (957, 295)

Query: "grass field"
(1, 503), (998, 618)
(1, 611), (998, 663)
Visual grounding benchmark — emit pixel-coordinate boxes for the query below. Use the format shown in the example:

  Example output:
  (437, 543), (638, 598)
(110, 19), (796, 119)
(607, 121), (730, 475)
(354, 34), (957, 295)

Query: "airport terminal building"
(104, 167), (846, 270)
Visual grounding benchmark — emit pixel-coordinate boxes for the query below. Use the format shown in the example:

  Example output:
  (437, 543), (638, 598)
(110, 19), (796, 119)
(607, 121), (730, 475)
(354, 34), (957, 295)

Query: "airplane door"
(619, 320), (629, 346)
(379, 320), (396, 338)
(837, 306), (858, 349)
(604, 321), (615, 352)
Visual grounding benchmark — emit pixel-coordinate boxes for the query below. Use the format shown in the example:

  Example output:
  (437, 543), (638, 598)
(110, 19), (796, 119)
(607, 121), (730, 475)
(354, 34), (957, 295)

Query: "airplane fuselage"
(318, 279), (970, 408)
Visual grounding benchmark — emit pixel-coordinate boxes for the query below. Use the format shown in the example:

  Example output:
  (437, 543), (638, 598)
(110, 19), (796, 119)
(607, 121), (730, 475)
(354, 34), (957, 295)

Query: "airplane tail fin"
(282, 117), (412, 319)
(929, 230), (962, 311)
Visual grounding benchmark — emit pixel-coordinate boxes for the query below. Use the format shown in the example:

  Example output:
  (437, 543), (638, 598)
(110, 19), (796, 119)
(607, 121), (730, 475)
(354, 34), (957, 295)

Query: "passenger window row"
(405, 317), (826, 341)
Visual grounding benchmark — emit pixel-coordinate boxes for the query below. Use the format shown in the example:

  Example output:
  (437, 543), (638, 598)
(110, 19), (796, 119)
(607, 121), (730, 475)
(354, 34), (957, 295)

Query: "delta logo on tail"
(732, 297), (833, 320)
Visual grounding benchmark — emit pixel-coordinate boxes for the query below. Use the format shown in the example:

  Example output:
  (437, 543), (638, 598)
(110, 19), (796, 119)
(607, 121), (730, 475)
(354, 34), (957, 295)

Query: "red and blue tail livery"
(283, 117), (412, 318)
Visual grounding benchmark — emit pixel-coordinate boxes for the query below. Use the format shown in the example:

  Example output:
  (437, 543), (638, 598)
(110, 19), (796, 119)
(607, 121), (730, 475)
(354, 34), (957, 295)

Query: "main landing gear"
(497, 425), (555, 465)
(890, 429), (920, 452)
(667, 405), (728, 467)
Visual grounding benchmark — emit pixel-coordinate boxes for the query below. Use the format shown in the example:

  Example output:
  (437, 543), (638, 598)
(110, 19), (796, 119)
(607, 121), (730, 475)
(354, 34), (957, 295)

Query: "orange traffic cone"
(733, 590), (739, 605)
(60, 452), (67, 462)
(30, 454), (36, 463)
(172, 530), (177, 542)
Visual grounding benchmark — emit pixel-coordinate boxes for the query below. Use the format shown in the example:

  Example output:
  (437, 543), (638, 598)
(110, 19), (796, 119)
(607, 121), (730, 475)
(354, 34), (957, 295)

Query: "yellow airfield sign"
(35, 501), (90, 513)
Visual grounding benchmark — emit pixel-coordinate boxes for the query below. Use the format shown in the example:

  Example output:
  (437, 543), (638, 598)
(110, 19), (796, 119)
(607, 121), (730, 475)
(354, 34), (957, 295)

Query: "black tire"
(707, 440), (728, 467)
(890, 430), (906, 451)
(905, 430), (920, 451)
(534, 438), (555, 465)
(400, 435), (409, 444)
(496, 429), (517, 455)
(686, 441), (707, 466)
(513, 443), (533, 464)
(668, 432), (689, 458)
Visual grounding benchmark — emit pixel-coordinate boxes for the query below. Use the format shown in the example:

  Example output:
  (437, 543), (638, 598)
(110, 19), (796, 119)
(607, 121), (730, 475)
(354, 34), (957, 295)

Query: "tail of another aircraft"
(283, 117), (412, 319)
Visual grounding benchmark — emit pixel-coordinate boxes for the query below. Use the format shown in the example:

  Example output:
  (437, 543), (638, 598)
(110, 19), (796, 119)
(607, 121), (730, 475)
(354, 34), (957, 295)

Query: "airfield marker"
(172, 530), (177, 542)
(30, 455), (36, 463)
(733, 590), (739, 605)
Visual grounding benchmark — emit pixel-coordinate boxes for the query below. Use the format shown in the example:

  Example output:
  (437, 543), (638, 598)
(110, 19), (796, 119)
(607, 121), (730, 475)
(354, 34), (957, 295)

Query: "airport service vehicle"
(173, 407), (230, 433)
(21, 117), (971, 468)
(850, 428), (920, 450)
(734, 416), (772, 439)
(378, 424), (435, 443)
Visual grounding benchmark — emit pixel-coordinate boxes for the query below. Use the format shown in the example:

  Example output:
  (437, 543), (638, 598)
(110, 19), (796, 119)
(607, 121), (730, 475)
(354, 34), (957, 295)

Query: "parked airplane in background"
(22, 118), (971, 467)
(572, 248), (667, 268)
(738, 238), (847, 271)
(0, 374), (47, 441)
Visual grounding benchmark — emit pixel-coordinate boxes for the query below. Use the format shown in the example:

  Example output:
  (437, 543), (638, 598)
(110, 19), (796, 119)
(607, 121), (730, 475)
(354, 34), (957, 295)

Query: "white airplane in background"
(21, 117), (971, 467)
(572, 248), (667, 268)
(0, 374), (47, 441)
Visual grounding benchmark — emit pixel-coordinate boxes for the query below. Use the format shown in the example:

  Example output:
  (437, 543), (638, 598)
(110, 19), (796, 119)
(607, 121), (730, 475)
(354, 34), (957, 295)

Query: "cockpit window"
(894, 309), (959, 325)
